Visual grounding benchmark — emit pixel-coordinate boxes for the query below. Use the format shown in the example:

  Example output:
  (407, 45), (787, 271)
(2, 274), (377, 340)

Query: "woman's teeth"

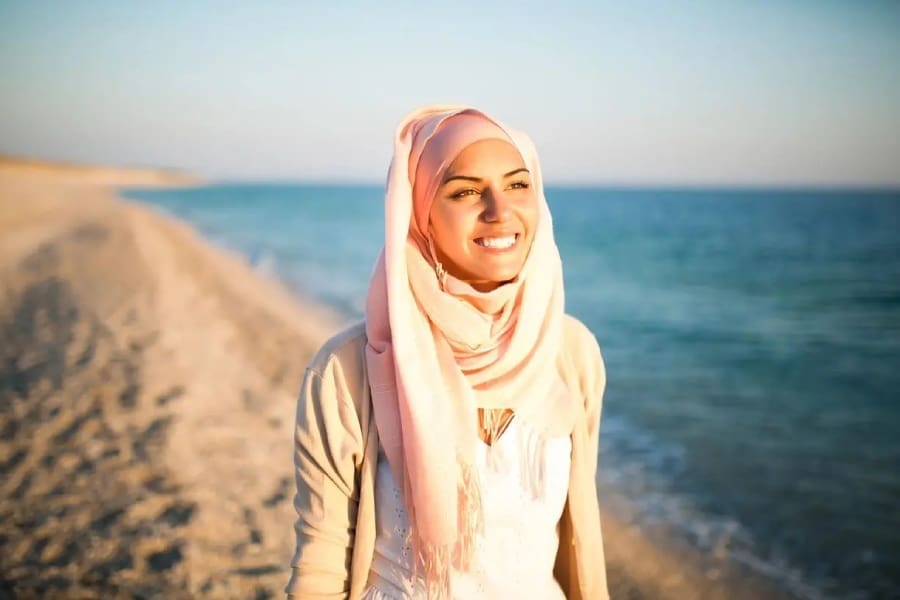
(475, 234), (517, 249)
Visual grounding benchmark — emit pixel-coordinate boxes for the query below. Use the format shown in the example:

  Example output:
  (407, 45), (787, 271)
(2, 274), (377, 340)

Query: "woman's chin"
(445, 256), (526, 291)
(468, 268), (522, 289)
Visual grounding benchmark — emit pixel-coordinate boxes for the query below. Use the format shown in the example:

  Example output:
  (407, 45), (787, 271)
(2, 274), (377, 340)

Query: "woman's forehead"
(445, 138), (527, 177)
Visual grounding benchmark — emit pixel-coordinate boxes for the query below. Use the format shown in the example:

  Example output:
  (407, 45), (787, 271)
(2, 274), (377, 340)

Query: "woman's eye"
(509, 181), (530, 190)
(451, 188), (480, 199)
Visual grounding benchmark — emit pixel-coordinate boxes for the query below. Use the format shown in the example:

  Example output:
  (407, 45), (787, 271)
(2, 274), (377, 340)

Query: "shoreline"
(0, 159), (791, 598)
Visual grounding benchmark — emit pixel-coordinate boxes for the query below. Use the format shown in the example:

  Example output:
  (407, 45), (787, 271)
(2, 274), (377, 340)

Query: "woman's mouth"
(473, 233), (519, 250)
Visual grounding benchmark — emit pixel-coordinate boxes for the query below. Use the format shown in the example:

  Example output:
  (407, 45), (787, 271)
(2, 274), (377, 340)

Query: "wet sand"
(0, 159), (788, 598)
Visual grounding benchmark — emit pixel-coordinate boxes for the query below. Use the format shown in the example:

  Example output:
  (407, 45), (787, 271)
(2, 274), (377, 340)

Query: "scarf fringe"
(416, 543), (452, 599)
(408, 461), (484, 598)
(456, 461), (483, 571)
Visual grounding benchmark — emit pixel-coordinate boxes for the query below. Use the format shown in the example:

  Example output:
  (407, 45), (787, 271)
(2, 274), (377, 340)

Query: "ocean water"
(127, 184), (900, 599)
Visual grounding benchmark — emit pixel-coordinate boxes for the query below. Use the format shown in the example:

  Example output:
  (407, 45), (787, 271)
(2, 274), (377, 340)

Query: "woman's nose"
(482, 188), (512, 222)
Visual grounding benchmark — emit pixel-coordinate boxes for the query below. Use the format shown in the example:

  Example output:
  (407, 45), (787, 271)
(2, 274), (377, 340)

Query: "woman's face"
(428, 138), (539, 292)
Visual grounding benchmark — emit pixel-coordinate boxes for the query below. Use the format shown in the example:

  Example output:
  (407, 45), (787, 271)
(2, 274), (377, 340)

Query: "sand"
(0, 159), (790, 598)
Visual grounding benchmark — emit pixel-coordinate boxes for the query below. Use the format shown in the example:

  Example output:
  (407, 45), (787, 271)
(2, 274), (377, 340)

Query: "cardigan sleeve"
(556, 315), (610, 600)
(581, 326), (606, 478)
(572, 316), (610, 599)
(286, 357), (365, 599)
(562, 315), (607, 473)
(579, 319), (609, 600)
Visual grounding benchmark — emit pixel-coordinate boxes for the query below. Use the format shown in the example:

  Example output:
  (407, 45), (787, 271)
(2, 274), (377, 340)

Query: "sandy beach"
(0, 159), (788, 599)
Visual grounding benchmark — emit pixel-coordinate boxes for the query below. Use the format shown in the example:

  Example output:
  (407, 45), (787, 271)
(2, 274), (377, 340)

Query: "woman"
(286, 105), (608, 599)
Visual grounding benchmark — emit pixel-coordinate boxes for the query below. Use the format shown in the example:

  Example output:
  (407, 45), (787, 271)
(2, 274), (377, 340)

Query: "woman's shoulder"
(559, 314), (606, 397)
(308, 316), (603, 374)
(306, 320), (368, 378)
(561, 314), (603, 361)
(304, 316), (603, 397)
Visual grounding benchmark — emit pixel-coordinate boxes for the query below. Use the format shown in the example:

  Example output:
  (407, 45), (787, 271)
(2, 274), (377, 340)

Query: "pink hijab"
(365, 105), (577, 596)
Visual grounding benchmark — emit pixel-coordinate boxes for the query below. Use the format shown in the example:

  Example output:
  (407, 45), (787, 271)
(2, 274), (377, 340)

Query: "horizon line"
(4, 152), (899, 193)
(203, 177), (900, 194)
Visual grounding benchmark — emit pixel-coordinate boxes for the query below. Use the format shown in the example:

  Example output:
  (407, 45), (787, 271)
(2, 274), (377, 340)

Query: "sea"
(127, 184), (900, 599)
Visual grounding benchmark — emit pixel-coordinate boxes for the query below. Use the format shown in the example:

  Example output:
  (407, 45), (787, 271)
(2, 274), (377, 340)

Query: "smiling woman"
(428, 138), (538, 292)
(286, 106), (608, 599)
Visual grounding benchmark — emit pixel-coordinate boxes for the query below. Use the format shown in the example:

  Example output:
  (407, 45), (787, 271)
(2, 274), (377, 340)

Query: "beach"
(0, 160), (788, 598)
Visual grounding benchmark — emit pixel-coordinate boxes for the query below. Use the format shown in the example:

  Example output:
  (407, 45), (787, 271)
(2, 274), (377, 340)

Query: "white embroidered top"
(361, 418), (572, 599)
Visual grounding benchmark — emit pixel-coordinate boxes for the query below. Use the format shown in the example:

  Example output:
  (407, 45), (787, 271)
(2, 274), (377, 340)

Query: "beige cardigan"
(286, 316), (609, 599)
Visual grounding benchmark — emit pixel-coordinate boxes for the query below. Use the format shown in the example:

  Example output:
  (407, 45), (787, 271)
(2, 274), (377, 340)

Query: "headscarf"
(364, 105), (577, 596)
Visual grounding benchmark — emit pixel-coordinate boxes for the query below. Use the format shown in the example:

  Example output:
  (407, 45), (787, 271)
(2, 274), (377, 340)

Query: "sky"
(1, 1), (899, 186)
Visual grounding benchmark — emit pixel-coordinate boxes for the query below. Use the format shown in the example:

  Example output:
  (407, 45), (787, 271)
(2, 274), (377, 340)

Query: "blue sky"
(1, 1), (898, 186)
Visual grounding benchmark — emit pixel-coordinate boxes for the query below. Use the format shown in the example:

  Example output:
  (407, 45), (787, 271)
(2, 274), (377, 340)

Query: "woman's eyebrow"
(443, 174), (482, 184)
(503, 168), (530, 178)
(442, 168), (530, 185)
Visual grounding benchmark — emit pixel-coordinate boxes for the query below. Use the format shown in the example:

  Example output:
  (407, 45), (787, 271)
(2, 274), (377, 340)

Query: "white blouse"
(361, 418), (572, 599)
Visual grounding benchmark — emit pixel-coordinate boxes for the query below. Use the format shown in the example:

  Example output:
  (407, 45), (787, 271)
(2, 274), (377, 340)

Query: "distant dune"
(0, 160), (785, 598)
(0, 155), (199, 189)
